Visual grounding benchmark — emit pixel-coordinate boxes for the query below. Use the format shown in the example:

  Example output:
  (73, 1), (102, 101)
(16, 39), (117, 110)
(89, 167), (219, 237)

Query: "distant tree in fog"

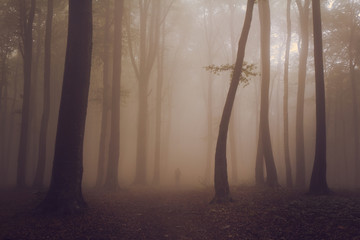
(283, 0), (293, 188)
(104, 0), (124, 191)
(126, 1), (161, 185)
(16, 0), (36, 188)
(212, 0), (255, 204)
(295, 0), (310, 189)
(309, 0), (329, 195)
(96, 0), (111, 188)
(346, 0), (360, 186)
(33, 0), (53, 188)
(256, 0), (278, 187)
(38, 0), (92, 214)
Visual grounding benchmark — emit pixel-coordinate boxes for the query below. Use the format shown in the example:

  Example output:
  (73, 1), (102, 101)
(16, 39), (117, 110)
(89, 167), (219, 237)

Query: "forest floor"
(1, 185), (360, 240)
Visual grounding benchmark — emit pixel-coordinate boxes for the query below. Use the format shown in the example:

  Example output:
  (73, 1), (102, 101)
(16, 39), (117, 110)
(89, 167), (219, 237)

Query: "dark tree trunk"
(283, 0), (293, 188)
(258, 0), (278, 187)
(96, 0), (111, 188)
(309, 0), (329, 195)
(295, 0), (310, 189)
(33, 0), (53, 188)
(228, 2), (238, 185)
(38, 0), (92, 214)
(16, 0), (36, 188)
(211, 0), (255, 204)
(104, 0), (124, 191)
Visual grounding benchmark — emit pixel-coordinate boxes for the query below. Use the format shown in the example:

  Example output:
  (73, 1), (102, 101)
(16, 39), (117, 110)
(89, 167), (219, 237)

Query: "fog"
(0, 0), (359, 190)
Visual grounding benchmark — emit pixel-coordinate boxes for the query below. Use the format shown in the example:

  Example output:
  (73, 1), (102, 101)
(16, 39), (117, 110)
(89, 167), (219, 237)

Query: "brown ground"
(1, 186), (360, 240)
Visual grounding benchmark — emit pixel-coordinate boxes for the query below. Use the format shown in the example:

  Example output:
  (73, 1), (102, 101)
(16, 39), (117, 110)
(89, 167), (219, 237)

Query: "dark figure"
(175, 168), (181, 186)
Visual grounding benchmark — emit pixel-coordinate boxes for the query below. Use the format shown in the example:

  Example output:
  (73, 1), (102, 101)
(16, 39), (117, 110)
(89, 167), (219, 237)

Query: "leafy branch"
(204, 62), (258, 87)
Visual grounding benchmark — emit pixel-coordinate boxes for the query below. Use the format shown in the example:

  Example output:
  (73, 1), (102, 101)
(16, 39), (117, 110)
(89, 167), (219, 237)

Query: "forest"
(1, 0), (360, 239)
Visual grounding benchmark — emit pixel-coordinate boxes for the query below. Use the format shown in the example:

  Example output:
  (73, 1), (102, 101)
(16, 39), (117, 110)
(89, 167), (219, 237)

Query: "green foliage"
(204, 62), (258, 87)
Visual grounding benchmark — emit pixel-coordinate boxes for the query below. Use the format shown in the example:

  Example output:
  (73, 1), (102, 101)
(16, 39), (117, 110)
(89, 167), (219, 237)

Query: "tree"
(38, 0), (92, 214)
(104, 0), (124, 191)
(126, 1), (161, 185)
(347, 0), (360, 187)
(295, 0), (310, 189)
(203, 0), (217, 185)
(33, 0), (53, 188)
(96, 0), (111, 188)
(16, 0), (36, 187)
(308, 0), (329, 195)
(283, 0), (293, 188)
(211, 0), (255, 204)
(257, 0), (278, 187)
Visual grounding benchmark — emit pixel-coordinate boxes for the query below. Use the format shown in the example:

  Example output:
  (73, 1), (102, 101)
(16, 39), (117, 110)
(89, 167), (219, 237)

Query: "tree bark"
(33, 0), (53, 188)
(211, 0), (255, 204)
(38, 0), (92, 214)
(295, 0), (310, 189)
(283, 0), (293, 188)
(258, 0), (278, 187)
(104, 0), (124, 191)
(309, 0), (329, 195)
(16, 0), (36, 188)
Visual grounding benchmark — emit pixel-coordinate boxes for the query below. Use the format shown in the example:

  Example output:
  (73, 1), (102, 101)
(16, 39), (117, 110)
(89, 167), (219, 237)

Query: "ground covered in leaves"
(1, 186), (360, 239)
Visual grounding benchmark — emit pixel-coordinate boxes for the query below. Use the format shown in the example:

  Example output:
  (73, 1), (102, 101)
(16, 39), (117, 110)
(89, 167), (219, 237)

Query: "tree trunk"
(33, 0), (53, 188)
(348, 3), (360, 187)
(228, 1), (238, 185)
(16, 0), (36, 188)
(104, 0), (124, 191)
(258, 0), (278, 187)
(38, 0), (92, 214)
(255, 129), (265, 185)
(295, 0), (310, 189)
(309, 0), (329, 195)
(96, 0), (111, 188)
(153, 21), (166, 185)
(283, 0), (293, 188)
(211, 0), (255, 204)
(133, 1), (161, 185)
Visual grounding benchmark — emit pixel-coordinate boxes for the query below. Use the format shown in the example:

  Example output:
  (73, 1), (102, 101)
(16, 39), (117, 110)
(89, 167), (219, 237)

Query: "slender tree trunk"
(255, 129), (265, 185)
(3, 65), (20, 185)
(104, 0), (124, 191)
(309, 0), (329, 194)
(0, 57), (8, 185)
(96, 0), (111, 188)
(29, 15), (42, 178)
(153, 21), (166, 185)
(258, 0), (278, 187)
(16, 0), (36, 187)
(283, 0), (293, 188)
(211, 0), (255, 204)
(295, 0), (310, 189)
(33, 0), (53, 188)
(348, 4), (360, 186)
(228, 2), (238, 185)
(38, 0), (92, 214)
(205, 72), (214, 184)
(133, 1), (160, 185)
(202, 1), (215, 185)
